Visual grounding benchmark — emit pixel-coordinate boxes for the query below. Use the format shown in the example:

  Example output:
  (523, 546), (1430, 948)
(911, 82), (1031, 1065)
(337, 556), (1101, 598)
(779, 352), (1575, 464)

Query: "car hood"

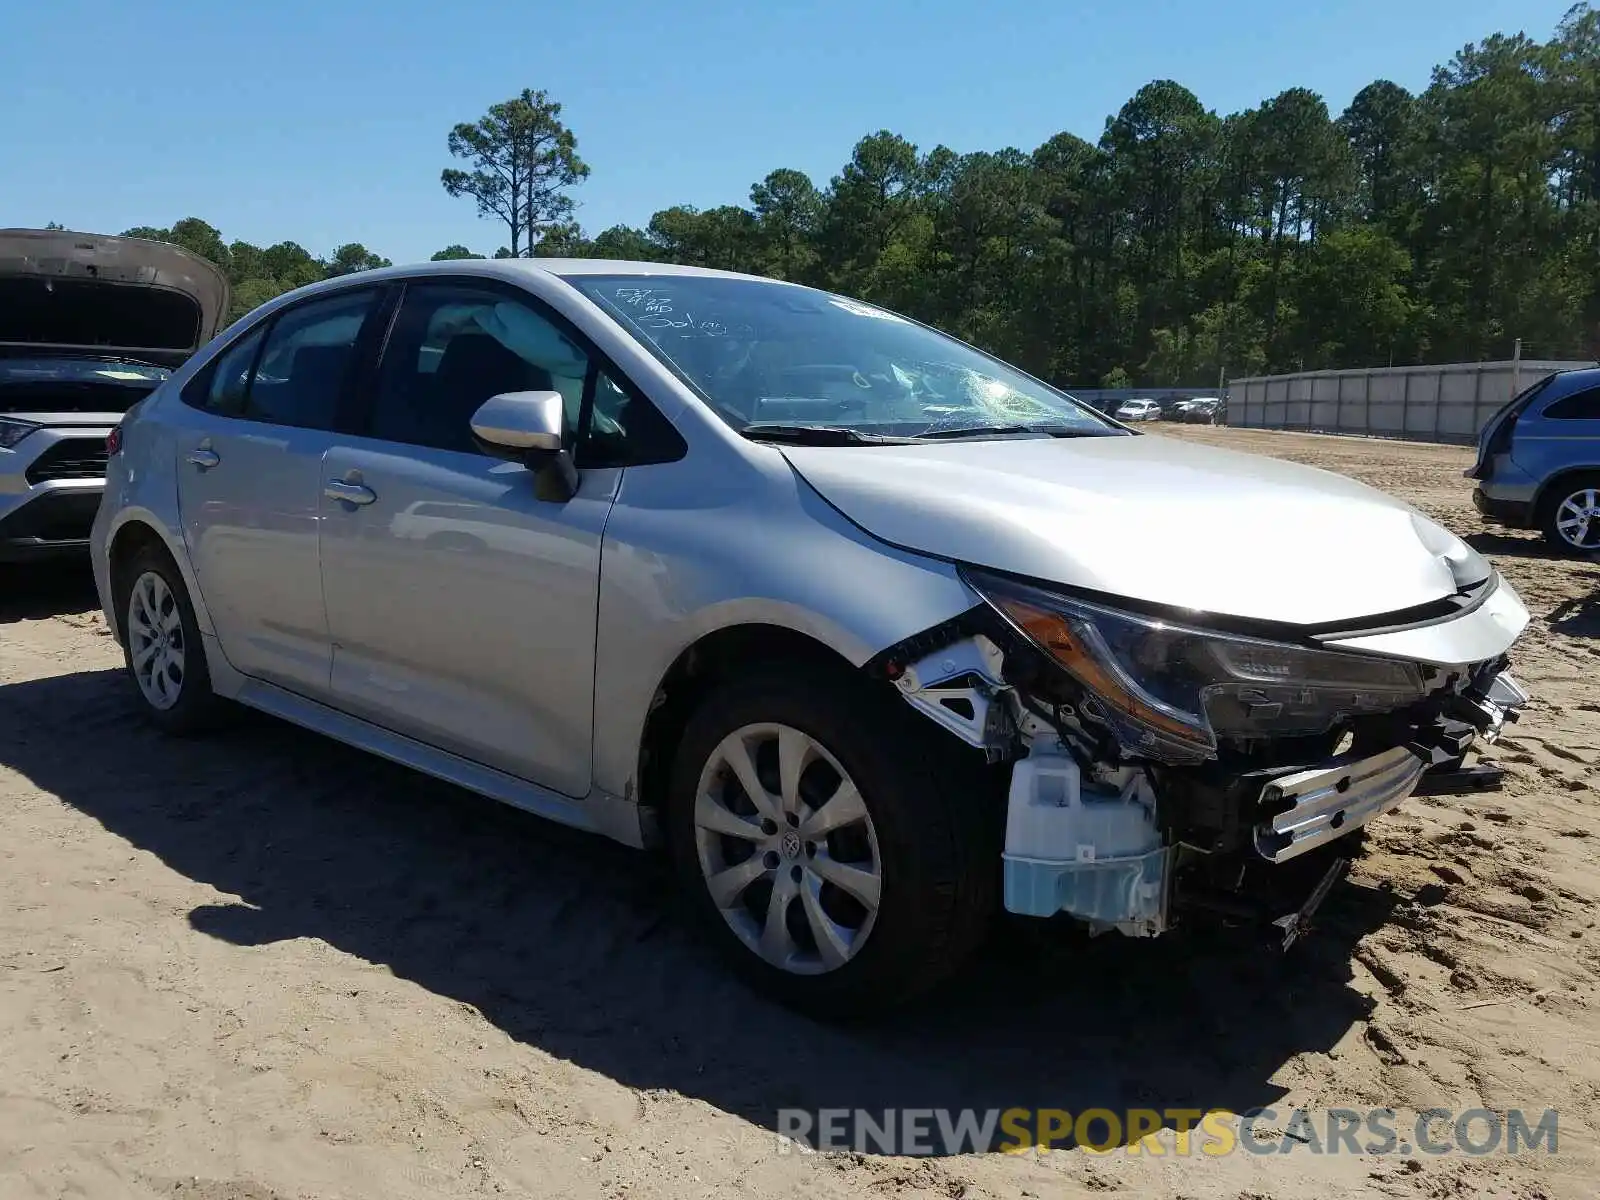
(779, 434), (1491, 628)
(0, 228), (229, 366)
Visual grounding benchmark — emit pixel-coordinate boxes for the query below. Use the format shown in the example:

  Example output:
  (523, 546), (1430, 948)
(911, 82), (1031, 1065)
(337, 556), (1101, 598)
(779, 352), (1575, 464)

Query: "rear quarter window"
(1540, 387), (1600, 421)
(187, 325), (266, 416)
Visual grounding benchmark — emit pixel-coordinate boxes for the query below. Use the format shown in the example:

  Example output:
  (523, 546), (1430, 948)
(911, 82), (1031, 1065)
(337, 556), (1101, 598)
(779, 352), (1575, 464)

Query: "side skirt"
(206, 634), (646, 850)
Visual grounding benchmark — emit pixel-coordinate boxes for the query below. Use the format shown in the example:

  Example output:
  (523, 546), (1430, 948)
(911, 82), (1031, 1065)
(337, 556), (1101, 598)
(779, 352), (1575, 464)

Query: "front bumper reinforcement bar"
(1253, 669), (1527, 864)
(1254, 746), (1427, 863)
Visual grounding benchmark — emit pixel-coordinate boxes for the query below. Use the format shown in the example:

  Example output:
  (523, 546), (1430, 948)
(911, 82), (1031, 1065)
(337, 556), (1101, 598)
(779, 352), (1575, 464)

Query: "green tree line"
(118, 217), (394, 325)
(124, 5), (1597, 385)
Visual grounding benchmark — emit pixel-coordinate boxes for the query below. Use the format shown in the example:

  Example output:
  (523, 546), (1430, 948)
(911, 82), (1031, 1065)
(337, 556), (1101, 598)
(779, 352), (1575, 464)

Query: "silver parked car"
(92, 260), (1530, 1015)
(1113, 397), (1161, 422)
(1467, 367), (1600, 554)
(0, 229), (227, 562)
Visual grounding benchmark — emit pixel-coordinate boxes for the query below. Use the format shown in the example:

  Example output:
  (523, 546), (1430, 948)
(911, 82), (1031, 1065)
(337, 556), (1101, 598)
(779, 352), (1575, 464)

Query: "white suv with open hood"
(0, 229), (227, 563)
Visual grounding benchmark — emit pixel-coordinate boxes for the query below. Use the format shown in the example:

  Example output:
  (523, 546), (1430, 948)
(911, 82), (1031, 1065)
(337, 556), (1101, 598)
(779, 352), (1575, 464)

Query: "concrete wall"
(1225, 360), (1593, 444)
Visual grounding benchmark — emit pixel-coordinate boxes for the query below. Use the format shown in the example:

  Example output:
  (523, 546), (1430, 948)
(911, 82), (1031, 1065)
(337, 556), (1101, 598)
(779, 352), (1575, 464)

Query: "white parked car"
(1114, 397), (1161, 421)
(92, 260), (1530, 1015)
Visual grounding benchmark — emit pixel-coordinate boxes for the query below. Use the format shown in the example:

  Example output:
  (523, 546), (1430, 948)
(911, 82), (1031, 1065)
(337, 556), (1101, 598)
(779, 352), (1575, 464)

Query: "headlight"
(966, 569), (1428, 762)
(0, 417), (39, 449)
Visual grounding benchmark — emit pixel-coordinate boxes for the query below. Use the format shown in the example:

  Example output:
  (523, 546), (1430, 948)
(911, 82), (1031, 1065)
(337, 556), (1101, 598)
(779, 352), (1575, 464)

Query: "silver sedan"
(92, 260), (1530, 1016)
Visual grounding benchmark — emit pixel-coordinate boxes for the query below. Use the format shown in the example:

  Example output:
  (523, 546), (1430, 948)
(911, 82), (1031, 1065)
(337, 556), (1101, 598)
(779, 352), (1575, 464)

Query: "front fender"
(590, 455), (977, 802)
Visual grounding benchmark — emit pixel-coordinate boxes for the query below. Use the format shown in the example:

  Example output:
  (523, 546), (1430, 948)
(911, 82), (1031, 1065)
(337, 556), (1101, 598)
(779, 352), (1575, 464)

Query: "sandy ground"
(1, 425), (1597, 1200)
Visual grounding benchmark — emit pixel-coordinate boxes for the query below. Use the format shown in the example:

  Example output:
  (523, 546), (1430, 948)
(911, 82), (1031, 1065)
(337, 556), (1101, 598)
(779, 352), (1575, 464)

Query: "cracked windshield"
(569, 275), (1120, 441)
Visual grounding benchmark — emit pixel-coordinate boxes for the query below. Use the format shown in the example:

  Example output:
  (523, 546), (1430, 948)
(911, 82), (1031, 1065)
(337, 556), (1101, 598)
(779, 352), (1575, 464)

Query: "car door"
(317, 279), (625, 797)
(174, 286), (387, 697)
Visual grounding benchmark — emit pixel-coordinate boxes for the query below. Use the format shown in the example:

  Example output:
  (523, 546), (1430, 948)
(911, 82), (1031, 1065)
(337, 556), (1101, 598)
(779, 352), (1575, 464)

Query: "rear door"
(175, 286), (388, 697)
(318, 279), (620, 796)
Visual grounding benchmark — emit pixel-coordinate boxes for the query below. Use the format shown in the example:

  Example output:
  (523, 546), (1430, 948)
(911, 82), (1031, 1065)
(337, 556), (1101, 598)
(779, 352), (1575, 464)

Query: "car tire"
(1539, 473), (1600, 555)
(667, 665), (998, 1018)
(114, 544), (225, 735)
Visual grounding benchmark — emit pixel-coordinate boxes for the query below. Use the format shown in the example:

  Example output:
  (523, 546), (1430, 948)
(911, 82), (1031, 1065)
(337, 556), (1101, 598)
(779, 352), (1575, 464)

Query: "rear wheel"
(115, 546), (224, 734)
(667, 668), (997, 1018)
(1540, 474), (1600, 554)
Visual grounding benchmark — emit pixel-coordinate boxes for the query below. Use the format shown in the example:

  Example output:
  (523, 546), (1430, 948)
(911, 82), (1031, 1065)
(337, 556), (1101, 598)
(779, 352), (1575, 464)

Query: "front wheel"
(1541, 474), (1600, 554)
(667, 668), (997, 1018)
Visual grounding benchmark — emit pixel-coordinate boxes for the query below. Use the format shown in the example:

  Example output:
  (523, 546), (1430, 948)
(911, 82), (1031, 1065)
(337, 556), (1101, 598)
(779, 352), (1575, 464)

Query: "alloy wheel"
(127, 570), (186, 710)
(693, 722), (882, 975)
(1554, 487), (1600, 551)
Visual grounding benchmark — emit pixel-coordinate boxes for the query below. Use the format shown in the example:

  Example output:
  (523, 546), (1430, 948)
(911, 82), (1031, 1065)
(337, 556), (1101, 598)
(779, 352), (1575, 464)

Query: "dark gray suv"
(1468, 367), (1600, 554)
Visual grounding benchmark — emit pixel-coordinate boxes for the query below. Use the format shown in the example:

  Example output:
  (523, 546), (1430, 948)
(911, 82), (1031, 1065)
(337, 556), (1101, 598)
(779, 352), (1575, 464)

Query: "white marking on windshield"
(827, 297), (908, 322)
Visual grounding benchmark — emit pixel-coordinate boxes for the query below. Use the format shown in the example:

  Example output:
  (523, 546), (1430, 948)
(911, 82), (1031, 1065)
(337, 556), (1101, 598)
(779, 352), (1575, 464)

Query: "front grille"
(25, 437), (109, 484)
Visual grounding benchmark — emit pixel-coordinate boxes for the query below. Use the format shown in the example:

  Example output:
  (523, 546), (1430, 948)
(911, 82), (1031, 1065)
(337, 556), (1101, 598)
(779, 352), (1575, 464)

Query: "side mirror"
(470, 390), (577, 501)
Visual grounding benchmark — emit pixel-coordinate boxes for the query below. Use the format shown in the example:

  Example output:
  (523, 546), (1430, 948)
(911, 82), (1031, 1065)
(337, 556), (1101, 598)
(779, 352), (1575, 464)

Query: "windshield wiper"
(914, 423), (1110, 440)
(739, 423), (916, 446)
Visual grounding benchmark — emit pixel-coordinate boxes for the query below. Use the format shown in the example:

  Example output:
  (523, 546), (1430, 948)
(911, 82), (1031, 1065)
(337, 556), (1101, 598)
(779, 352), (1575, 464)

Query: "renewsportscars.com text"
(775, 1107), (1560, 1157)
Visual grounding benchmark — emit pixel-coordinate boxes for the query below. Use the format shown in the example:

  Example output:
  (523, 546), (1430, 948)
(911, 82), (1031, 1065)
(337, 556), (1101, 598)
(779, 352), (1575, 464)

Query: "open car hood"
(779, 434), (1492, 629)
(0, 228), (229, 367)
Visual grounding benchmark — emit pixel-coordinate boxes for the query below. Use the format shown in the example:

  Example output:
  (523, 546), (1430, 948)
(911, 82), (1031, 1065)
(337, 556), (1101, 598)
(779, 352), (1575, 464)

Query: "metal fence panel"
(1225, 360), (1593, 444)
(1369, 370), (1404, 435)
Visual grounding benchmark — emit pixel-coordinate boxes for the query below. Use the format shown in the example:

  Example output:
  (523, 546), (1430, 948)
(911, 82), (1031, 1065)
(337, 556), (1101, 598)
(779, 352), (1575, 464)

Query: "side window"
(582, 369), (686, 467)
(197, 325), (266, 416)
(369, 283), (591, 454)
(1541, 388), (1600, 421)
(246, 290), (379, 431)
(416, 304), (488, 374)
(367, 281), (685, 465)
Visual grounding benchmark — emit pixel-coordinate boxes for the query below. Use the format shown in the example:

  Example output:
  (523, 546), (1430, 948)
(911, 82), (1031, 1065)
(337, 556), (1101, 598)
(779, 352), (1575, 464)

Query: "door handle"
(186, 448), (220, 470)
(324, 480), (377, 506)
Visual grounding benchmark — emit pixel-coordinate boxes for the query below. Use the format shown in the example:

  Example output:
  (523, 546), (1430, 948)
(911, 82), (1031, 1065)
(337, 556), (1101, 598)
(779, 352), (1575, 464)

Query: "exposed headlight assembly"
(0, 417), (39, 449)
(966, 569), (1428, 763)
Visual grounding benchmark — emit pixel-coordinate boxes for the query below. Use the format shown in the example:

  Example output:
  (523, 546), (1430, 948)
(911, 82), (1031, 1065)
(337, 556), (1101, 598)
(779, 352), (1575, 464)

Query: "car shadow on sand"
(0, 562), (100, 623)
(0, 667), (1399, 1155)
(1548, 591), (1600, 639)
(1462, 530), (1581, 561)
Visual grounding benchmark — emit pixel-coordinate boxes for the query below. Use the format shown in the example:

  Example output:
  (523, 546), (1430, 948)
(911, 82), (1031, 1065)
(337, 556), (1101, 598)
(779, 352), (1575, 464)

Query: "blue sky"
(1, 0), (1569, 264)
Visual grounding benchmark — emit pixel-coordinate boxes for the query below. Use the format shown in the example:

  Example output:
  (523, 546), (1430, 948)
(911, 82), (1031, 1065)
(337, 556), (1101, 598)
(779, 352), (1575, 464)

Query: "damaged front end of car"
(869, 566), (1530, 945)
